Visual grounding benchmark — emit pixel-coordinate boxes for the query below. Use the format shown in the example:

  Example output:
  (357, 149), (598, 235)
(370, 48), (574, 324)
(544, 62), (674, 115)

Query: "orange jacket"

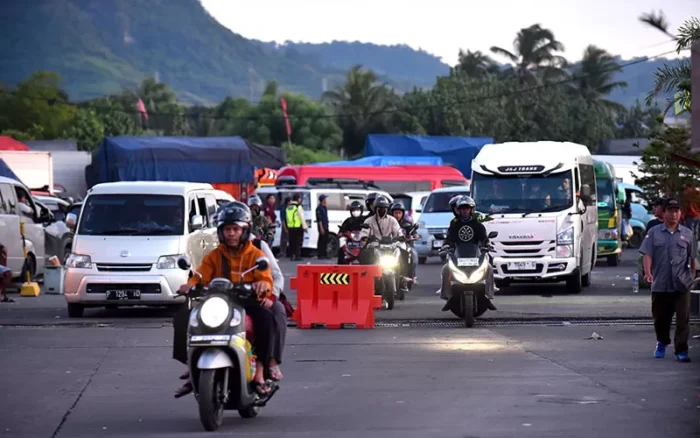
(187, 242), (274, 298)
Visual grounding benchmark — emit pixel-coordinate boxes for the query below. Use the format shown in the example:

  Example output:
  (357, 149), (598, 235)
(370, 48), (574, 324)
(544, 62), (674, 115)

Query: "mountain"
(0, 0), (684, 109)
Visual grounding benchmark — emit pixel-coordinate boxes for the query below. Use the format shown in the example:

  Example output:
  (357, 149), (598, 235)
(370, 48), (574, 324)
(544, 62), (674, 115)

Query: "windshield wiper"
(522, 205), (568, 217)
(131, 229), (174, 235)
(94, 229), (141, 235)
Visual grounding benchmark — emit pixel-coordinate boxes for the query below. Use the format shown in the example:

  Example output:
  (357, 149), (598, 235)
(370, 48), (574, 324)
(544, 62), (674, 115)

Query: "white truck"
(0, 151), (53, 193)
(470, 141), (598, 294)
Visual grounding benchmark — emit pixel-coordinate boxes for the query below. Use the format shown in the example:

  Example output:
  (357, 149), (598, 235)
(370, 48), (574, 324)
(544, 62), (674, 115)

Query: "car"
(414, 186), (471, 264)
(389, 191), (430, 222)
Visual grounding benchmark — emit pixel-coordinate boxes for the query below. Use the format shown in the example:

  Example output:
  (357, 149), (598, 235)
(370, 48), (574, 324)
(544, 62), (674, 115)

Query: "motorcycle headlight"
(229, 308), (242, 327)
(448, 258), (489, 284)
(380, 255), (399, 268)
(199, 296), (230, 328)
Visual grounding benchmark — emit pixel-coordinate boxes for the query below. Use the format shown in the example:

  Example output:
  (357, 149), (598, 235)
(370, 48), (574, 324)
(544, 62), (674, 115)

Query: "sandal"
(1, 297), (15, 303)
(253, 381), (271, 395)
(267, 365), (283, 381)
(174, 382), (193, 399)
(180, 371), (190, 380)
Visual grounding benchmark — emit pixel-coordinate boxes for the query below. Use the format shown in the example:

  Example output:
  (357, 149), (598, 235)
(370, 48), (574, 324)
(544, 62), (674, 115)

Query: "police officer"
(286, 194), (307, 261)
(316, 194), (330, 259)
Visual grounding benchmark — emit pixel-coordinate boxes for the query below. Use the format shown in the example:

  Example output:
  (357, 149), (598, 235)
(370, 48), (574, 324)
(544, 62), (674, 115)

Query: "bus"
(593, 159), (624, 266)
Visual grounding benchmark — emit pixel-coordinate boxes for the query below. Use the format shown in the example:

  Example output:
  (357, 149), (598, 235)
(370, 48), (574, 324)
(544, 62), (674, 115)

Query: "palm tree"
(639, 11), (699, 112)
(453, 50), (500, 78)
(490, 24), (567, 85)
(571, 45), (628, 113)
(321, 65), (396, 156)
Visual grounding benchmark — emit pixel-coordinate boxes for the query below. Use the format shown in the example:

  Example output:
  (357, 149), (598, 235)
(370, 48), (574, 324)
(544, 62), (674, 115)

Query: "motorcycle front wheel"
(198, 369), (225, 431)
(383, 275), (395, 310)
(461, 292), (475, 328)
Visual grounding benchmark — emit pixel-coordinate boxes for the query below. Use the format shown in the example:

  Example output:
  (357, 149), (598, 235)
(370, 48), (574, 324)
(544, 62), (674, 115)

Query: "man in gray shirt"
(639, 198), (696, 363)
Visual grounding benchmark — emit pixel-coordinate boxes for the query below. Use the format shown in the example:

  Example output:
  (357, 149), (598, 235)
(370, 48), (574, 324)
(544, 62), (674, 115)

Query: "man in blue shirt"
(316, 194), (330, 259)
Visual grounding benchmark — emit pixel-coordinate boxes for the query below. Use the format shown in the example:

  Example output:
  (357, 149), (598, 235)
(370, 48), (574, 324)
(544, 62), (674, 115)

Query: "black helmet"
(365, 192), (379, 212)
(390, 201), (405, 212)
(216, 201), (252, 245)
(449, 194), (463, 217)
(348, 200), (364, 212)
(374, 195), (391, 218)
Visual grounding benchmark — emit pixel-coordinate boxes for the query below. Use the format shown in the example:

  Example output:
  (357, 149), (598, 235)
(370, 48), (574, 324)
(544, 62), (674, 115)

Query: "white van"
(256, 181), (391, 256)
(63, 181), (223, 317)
(0, 176), (48, 279)
(415, 186), (471, 263)
(471, 141), (598, 294)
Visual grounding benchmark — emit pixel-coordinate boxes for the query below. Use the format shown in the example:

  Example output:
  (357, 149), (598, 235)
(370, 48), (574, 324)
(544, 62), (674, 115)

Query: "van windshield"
(423, 191), (470, 213)
(471, 171), (574, 214)
(78, 194), (185, 236)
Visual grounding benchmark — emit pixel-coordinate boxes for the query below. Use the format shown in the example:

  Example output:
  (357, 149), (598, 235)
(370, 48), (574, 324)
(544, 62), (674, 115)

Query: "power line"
(0, 49), (679, 123)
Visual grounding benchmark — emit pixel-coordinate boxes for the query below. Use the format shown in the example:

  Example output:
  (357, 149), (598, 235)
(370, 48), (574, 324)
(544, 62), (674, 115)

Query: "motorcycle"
(176, 256), (279, 432)
(397, 224), (419, 293)
(439, 231), (498, 328)
(360, 224), (412, 308)
(338, 227), (363, 264)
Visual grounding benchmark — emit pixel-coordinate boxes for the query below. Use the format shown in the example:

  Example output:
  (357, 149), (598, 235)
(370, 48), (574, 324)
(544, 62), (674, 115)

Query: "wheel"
(566, 268), (582, 294)
(462, 292), (475, 328)
(495, 279), (510, 289)
(326, 234), (339, 258)
(383, 276), (395, 310)
(198, 369), (225, 431)
(627, 228), (644, 249)
(606, 254), (619, 267)
(418, 256), (427, 265)
(20, 254), (36, 282)
(238, 405), (259, 419)
(67, 303), (84, 318)
(396, 276), (405, 301)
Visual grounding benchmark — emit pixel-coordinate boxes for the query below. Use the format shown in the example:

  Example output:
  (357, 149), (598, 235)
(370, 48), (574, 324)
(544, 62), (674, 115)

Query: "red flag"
(137, 98), (149, 121)
(280, 97), (292, 137)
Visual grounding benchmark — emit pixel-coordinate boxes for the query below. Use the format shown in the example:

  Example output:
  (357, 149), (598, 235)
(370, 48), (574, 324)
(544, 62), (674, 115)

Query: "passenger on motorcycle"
(248, 195), (274, 244)
(437, 196), (497, 310)
(337, 200), (366, 264)
(391, 201), (419, 281)
(364, 192), (380, 219)
(173, 202), (281, 398)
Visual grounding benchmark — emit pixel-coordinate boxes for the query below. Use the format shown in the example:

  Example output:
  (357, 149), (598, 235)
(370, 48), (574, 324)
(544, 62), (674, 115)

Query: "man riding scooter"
(390, 201), (419, 286)
(337, 200), (366, 264)
(358, 195), (402, 263)
(437, 196), (497, 311)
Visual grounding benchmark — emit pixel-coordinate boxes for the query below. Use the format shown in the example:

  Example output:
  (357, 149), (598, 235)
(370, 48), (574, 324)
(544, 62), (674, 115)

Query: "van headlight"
(557, 227), (574, 245)
(199, 297), (230, 328)
(448, 258), (489, 284)
(598, 229), (618, 240)
(380, 255), (399, 268)
(157, 255), (184, 269)
(65, 254), (92, 269)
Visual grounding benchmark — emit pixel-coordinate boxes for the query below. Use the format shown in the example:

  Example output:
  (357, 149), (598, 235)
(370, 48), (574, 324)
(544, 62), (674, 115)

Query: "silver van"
(63, 181), (221, 317)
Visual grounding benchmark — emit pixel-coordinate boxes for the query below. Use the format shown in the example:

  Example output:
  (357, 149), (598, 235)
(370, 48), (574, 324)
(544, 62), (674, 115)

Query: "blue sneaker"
(675, 352), (691, 363)
(654, 342), (666, 358)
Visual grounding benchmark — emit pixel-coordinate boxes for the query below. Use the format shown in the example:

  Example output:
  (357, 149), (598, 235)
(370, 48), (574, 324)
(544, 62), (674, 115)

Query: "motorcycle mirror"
(255, 257), (269, 271)
(177, 256), (192, 271)
(487, 231), (498, 239)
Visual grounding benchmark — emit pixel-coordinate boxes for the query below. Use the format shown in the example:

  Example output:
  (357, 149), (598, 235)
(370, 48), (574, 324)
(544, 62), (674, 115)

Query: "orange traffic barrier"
(289, 264), (383, 329)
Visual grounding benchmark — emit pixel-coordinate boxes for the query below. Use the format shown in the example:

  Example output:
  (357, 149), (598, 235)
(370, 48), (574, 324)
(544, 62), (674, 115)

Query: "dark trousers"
(288, 228), (304, 260)
(317, 230), (329, 258)
(651, 292), (691, 353)
(280, 227), (289, 257)
(270, 300), (287, 363)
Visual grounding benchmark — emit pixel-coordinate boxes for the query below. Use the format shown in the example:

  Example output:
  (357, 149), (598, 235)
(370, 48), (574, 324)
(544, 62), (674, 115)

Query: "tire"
(67, 303), (84, 318)
(566, 268), (582, 294)
(396, 276), (405, 301)
(383, 276), (395, 310)
(326, 234), (339, 259)
(198, 369), (225, 431)
(606, 254), (619, 267)
(462, 292), (475, 328)
(238, 405), (259, 419)
(418, 257), (427, 265)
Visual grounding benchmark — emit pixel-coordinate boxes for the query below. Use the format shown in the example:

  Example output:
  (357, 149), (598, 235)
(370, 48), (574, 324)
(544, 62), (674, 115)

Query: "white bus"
(471, 141), (598, 294)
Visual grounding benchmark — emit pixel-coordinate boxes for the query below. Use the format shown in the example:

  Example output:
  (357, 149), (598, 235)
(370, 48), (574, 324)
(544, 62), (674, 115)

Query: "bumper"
(493, 256), (577, 281)
(597, 240), (622, 257)
(64, 268), (188, 306)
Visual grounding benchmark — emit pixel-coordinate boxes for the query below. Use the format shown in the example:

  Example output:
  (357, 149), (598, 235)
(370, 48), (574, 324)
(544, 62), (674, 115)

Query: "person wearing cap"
(315, 194), (330, 259)
(645, 198), (666, 232)
(639, 198), (696, 363)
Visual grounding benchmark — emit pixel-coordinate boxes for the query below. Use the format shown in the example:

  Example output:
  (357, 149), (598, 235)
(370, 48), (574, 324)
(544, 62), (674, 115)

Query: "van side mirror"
(579, 184), (592, 203)
(66, 213), (77, 230)
(191, 215), (204, 231)
(177, 256), (192, 270)
(488, 231), (498, 239)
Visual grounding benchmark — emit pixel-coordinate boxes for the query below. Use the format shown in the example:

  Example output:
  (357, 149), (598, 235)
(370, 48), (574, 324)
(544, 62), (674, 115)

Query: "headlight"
(229, 309), (242, 327)
(380, 255), (399, 268)
(597, 229), (618, 240)
(557, 227), (574, 245)
(448, 258), (489, 284)
(65, 254), (92, 269)
(199, 296), (230, 328)
(157, 255), (184, 269)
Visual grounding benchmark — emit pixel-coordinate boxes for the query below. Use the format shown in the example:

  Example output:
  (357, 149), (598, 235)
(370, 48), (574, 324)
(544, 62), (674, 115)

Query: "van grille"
(498, 240), (555, 258)
(95, 263), (153, 272)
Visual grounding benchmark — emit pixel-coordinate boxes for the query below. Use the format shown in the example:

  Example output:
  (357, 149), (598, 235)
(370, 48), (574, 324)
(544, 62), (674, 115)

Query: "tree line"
(0, 14), (695, 169)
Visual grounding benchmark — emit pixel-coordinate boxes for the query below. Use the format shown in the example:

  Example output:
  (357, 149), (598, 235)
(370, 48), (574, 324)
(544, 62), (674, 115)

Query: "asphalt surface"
(1, 249), (653, 326)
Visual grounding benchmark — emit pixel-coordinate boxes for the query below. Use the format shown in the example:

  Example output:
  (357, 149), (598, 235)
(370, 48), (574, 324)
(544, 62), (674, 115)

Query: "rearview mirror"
(579, 184), (592, 203)
(191, 214), (204, 231)
(65, 213), (77, 230)
(255, 257), (269, 271)
(177, 256), (192, 271)
(487, 231), (498, 239)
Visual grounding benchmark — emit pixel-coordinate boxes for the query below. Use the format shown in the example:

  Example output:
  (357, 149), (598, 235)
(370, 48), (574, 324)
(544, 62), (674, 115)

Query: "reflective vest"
(286, 204), (302, 228)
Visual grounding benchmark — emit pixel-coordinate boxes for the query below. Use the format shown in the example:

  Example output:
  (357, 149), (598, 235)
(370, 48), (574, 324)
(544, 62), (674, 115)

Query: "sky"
(200, 0), (694, 66)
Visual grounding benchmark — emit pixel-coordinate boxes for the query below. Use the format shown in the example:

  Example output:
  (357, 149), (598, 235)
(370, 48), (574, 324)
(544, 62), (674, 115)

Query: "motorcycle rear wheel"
(198, 369), (225, 431)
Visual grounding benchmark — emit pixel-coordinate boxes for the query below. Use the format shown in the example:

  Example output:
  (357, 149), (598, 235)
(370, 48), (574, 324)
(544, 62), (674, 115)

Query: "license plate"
(189, 335), (231, 346)
(507, 261), (536, 271)
(106, 289), (141, 300)
(347, 241), (361, 248)
(433, 240), (443, 248)
(457, 258), (479, 267)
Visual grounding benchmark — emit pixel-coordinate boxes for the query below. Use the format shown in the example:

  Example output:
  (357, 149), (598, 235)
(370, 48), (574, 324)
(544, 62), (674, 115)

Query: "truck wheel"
(418, 257), (427, 265)
(606, 254), (619, 267)
(566, 269), (583, 294)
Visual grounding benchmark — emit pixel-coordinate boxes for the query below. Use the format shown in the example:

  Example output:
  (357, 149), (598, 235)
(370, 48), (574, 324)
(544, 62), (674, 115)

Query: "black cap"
(664, 198), (681, 209)
(653, 197), (666, 207)
(319, 194), (328, 201)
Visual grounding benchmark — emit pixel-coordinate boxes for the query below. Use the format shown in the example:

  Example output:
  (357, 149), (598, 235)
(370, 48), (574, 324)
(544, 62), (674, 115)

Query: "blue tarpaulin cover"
(0, 158), (24, 184)
(313, 155), (444, 166)
(364, 134), (493, 178)
(91, 136), (254, 186)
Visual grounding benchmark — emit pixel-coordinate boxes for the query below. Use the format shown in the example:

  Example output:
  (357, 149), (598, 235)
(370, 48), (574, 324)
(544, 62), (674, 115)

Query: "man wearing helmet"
(172, 202), (281, 398)
(391, 201), (420, 282)
(437, 196), (497, 311)
(248, 195), (274, 244)
(364, 192), (380, 219)
(361, 195), (402, 240)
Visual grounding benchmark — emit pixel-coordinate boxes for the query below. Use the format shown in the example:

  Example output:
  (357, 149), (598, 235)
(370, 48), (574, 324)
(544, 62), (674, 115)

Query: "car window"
(423, 191), (470, 213)
(0, 184), (15, 214)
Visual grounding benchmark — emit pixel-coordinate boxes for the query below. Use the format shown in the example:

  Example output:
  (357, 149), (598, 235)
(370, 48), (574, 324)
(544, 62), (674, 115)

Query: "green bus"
(593, 160), (625, 266)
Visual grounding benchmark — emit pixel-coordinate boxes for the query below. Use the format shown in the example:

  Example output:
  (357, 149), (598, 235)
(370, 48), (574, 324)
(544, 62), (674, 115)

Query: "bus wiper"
(522, 205), (567, 217)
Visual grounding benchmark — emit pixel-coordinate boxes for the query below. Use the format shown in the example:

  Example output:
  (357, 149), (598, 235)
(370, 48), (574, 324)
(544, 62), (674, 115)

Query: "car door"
(0, 183), (22, 275)
(186, 193), (204, 268)
(12, 184), (46, 276)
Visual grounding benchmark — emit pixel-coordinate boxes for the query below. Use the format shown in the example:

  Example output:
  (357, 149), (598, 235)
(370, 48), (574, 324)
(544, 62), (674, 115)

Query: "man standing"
(286, 194), (307, 261)
(639, 198), (696, 362)
(315, 194), (329, 259)
(645, 198), (666, 231)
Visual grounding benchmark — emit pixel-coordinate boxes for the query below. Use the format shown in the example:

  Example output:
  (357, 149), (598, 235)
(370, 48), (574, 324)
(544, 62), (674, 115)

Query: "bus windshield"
(471, 170), (575, 214)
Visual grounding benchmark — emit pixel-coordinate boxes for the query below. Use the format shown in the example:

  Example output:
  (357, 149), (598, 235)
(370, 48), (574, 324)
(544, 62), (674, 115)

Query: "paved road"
(0, 249), (652, 326)
(1, 323), (698, 438)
